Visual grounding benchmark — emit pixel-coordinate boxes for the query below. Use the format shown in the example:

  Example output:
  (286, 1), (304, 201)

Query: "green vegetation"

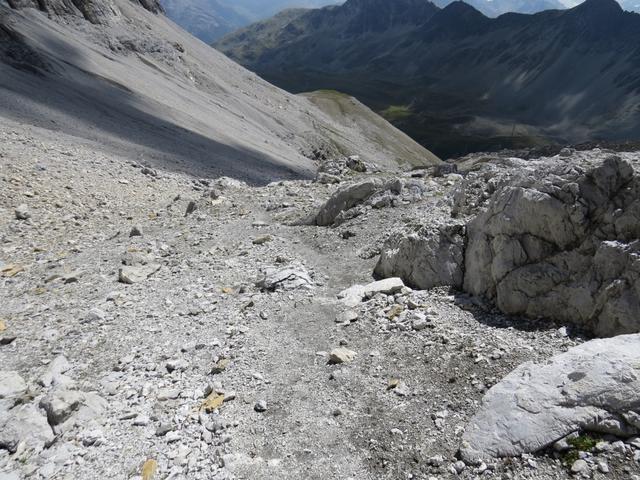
(561, 434), (598, 467)
(568, 434), (598, 452)
(381, 105), (412, 121)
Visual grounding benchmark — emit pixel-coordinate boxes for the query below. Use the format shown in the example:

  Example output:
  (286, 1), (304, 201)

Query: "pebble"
(452, 460), (466, 474)
(14, 204), (30, 220)
(254, 400), (268, 412)
(598, 461), (610, 473)
(571, 459), (589, 474)
(328, 347), (356, 364)
(335, 310), (358, 324)
(132, 415), (150, 426)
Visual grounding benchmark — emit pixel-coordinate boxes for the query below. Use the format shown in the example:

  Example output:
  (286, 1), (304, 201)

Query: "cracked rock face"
(464, 155), (640, 336)
(460, 333), (640, 462)
(374, 220), (465, 290)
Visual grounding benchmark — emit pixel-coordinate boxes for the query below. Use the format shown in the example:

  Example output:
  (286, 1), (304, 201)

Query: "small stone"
(15, 204), (30, 220)
(166, 359), (188, 373)
(410, 312), (429, 331)
(185, 200), (197, 216)
(598, 461), (610, 473)
(254, 400), (268, 412)
(129, 226), (143, 237)
(157, 388), (181, 401)
(211, 358), (230, 374)
(627, 436), (640, 449)
(81, 429), (105, 447)
(335, 310), (358, 324)
(85, 308), (106, 323)
(571, 459), (589, 474)
(156, 423), (173, 436)
(452, 461), (466, 474)
(133, 415), (150, 426)
(328, 348), (357, 364)
(118, 264), (160, 284)
(252, 235), (272, 245)
(0, 371), (27, 399)
(392, 381), (410, 397)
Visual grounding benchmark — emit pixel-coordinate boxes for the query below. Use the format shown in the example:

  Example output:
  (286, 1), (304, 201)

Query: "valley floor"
(1, 118), (639, 479)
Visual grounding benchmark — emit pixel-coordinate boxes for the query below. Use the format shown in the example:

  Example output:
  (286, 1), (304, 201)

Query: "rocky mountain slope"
(215, 0), (640, 158)
(2, 117), (640, 479)
(0, 0), (438, 185)
(160, 0), (340, 43)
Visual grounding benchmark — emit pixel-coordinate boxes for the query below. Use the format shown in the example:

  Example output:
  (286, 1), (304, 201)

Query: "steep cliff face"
(4, 0), (161, 24)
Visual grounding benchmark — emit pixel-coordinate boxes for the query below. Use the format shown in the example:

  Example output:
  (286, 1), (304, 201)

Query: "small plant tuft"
(567, 434), (597, 452)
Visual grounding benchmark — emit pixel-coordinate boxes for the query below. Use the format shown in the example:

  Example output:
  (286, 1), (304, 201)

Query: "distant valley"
(160, 0), (341, 43)
(215, 0), (640, 158)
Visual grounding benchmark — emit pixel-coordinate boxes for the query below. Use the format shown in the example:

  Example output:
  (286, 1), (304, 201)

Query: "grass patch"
(561, 434), (598, 467)
(568, 434), (598, 452)
(381, 105), (412, 121)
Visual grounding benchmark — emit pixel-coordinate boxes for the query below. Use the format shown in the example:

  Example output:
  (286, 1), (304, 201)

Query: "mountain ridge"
(0, 0), (439, 183)
(215, 0), (640, 157)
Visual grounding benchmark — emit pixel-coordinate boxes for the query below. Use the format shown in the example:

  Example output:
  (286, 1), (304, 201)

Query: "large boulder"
(314, 179), (383, 226)
(460, 334), (640, 462)
(0, 403), (55, 454)
(374, 220), (465, 290)
(464, 155), (640, 336)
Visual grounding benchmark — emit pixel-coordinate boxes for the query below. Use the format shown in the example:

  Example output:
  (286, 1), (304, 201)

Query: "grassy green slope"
(302, 89), (441, 167)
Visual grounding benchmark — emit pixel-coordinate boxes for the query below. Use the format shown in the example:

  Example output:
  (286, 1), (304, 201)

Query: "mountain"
(0, 0), (439, 183)
(216, 0), (640, 157)
(435, 0), (565, 16)
(160, 0), (341, 43)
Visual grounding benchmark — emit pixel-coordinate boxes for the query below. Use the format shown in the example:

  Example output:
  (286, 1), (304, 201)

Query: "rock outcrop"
(464, 155), (640, 337)
(460, 333), (640, 462)
(374, 220), (465, 290)
(374, 153), (640, 337)
(5, 0), (162, 24)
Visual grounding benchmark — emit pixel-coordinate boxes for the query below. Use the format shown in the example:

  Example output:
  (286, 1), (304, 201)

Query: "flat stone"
(338, 278), (404, 306)
(0, 371), (27, 399)
(118, 264), (161, 284)
(328, 347), (357, 364)
(460, 334), (640, 462)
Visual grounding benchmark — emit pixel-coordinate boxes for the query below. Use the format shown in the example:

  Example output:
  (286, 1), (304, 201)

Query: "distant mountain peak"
(573, 0), (623, 14)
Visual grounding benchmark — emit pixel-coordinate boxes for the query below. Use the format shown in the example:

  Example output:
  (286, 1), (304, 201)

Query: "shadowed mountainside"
(216, 0), (640, 158)
(0, 0), (439, 183)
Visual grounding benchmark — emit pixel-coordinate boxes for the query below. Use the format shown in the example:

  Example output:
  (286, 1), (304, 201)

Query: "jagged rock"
(39, 355), (73, 388)
(5, 0), (162, 24)
(0, 371), (27, 399)
(257, 264), (314, 291)
(40, 389), (107, 432)
(118, 264), (161, 284)
(464, 155), (640, 336)
(433, 163), (458, 177)
(346, 155), (367, 173)
(316, 172), (341, 185)
(374, 220), (465, 289)
(0, 403), (54, 454)
(460, 334), (640, 462)
(328, 347), (357, 364)
(314, 179), (383, 226)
